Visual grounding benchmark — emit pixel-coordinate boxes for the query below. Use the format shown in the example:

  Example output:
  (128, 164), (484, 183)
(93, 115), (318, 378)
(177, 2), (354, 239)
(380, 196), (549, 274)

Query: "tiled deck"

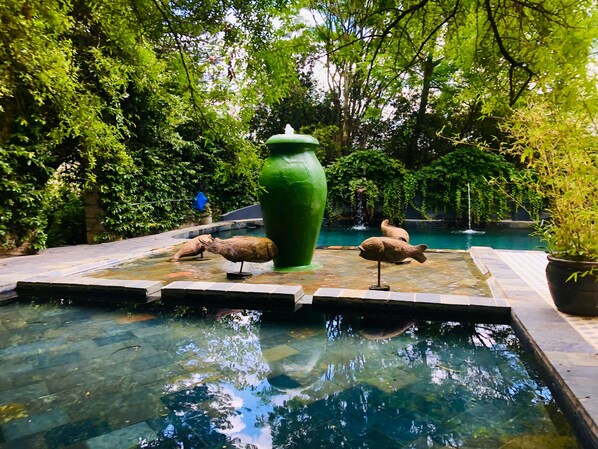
(496, 250), (598, 350)
(0, 223), (596, 448)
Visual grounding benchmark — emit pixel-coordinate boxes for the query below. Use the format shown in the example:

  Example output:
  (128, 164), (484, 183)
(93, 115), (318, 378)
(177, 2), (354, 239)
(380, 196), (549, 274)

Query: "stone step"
(312, 287), (510, 322)
(17, 277), (163, 303)
(161, 281), (304, 311)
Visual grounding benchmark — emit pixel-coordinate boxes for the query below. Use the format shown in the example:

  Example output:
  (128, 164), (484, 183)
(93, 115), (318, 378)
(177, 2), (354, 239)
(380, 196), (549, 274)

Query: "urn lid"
(266, 133), (319, 148)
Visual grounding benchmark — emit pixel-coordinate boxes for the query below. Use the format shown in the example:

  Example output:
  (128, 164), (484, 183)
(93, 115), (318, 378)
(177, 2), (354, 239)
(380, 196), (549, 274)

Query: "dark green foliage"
(0, 0), (289, 248)
(326, 146), (543, 225)
(0, 143), (52, 251)
(325, 150), (408, 223)
(45, 185), (86, 247)
(415, 146), (522, 224)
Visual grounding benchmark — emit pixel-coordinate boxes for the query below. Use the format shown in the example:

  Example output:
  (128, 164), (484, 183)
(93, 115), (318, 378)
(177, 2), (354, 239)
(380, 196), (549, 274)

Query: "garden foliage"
(0, 0), (296, 249)
(325, 147), (543, 225)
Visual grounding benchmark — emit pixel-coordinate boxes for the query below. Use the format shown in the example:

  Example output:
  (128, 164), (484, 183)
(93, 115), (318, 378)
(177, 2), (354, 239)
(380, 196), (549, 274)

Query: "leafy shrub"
(44, 182), (86, 247)
(502, 102), (597, 261)
(415, 146), (518, 224)
(0, 143), (51, 252)
(325, 150), (408, 223)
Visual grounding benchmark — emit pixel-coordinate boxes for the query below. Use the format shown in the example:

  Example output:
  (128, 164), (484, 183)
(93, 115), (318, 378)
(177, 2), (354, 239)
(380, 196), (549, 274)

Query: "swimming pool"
(217, 225), (543, 251)
(0, 301), (579, 449)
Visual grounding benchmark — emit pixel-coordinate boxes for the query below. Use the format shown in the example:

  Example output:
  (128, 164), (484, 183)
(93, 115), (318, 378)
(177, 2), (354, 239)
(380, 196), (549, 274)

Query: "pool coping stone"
(312, 287), (511, 321)
(160, 281), (304, 311)
(16, 277), (163, 303)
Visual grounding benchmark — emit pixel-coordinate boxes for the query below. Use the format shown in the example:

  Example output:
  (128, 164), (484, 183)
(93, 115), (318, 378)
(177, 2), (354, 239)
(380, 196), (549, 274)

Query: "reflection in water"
(1, 302), (578, 449)
(146, 310), (578, 449)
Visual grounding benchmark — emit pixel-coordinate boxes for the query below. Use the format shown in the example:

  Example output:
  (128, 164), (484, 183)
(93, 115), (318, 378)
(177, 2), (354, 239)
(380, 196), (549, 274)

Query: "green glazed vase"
(259, 133), (327, 268)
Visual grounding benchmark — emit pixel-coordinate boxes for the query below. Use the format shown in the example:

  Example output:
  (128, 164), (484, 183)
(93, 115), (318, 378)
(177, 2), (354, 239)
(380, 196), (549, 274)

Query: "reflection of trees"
(267, 317), (571, 448)
(165, 310), (271, 392)
(145, 312), (574, 449)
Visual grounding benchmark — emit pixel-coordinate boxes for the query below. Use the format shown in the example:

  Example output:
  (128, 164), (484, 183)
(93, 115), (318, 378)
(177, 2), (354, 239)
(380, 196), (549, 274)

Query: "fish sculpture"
(358, 237), (428, 290)
(380, 219), (410, 243)
(201, 234), (278, 276)
(358, 237), (427, 264)
(171, 235), (212, 261)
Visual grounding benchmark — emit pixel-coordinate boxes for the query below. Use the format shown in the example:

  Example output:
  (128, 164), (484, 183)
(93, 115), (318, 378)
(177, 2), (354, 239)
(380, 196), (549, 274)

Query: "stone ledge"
(17, 277), (162, 303)
(312, 288), (510, 321)
(161, 281), (304, 311)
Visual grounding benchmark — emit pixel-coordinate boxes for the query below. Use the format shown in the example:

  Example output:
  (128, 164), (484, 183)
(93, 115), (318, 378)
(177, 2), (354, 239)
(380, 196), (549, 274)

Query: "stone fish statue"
(201, 234), (278, 278)
(358, 236), (428, 290)
(171, 235), (211, 261)
(358, 237), (427, 264)
(381, 219), (409, 243)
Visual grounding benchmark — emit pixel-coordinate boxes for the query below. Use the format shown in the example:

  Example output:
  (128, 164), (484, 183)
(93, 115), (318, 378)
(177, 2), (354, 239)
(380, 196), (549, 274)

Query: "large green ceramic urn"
(259, 132), (327, 269)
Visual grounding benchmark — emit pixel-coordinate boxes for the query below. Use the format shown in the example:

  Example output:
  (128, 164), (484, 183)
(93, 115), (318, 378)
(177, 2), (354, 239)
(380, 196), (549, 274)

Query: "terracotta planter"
(546, 256), (598, 316)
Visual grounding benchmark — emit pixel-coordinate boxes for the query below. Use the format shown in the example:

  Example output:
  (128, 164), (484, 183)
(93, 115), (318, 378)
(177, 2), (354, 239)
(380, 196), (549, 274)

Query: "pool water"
(0, 302), (579, 449)
(218, 226), (543, 251)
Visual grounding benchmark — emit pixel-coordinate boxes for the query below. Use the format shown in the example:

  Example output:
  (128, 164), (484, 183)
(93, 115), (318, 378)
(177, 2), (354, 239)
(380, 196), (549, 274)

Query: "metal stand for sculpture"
(228, 261), (252, 280)
(371, 259), (390, 291)
(358, 236), (428, 291)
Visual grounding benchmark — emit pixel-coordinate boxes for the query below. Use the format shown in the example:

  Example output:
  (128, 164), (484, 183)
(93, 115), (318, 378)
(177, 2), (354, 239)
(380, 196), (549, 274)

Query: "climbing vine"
(325, 150), (407, 223)
(325, 146), (542, 226)
(414, 146), (528, 225)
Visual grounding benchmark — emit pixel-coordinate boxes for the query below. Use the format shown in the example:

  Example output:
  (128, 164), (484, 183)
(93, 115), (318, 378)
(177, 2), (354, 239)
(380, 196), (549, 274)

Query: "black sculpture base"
(227, 272), (252, 280)
(369, 283), (390, 291)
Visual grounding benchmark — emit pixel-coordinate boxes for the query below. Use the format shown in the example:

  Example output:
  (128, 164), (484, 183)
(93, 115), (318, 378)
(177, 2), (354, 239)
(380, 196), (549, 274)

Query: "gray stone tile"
(468, 296), (496, 307)
(225, 283), (255, 293)
(313, 288), (343, 298)
(545, 351), (598, 367)
(162, 281), (200, 289)
(1, 408), (70, 440)
(339, 289), (367, 299)
(414, 293), (441, 304)
(364, 290), (391, 300)
(93, 331), (136, 347)
(86, 422), (158, 449)
(440, 295), (470, 306)
(493, 297), (510, 307)
(272, 285), (304, 301)
(204, 282), (235, 293)
(0, 382), (50, 404)
(388, 292), (414, 302)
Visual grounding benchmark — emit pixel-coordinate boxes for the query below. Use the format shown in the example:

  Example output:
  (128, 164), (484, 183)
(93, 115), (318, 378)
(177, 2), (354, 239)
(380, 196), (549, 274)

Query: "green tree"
(299, 0), (597, 166)
(0, 0), (302, 249)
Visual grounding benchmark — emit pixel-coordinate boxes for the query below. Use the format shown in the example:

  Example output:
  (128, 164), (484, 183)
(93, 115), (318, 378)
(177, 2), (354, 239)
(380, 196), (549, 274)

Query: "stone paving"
(496, 250), (598, 351)
(0, 222), (596, 448)
(0, 221), (254, 298)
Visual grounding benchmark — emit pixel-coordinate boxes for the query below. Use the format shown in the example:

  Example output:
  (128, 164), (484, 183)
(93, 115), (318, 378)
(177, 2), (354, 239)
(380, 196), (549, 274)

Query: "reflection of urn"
(258, 131), (327, 269)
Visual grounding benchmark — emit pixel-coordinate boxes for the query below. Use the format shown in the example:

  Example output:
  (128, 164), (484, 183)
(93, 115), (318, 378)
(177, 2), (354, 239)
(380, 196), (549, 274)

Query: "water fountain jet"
(352, 187), (368, 230)
(454, 183), (485, 235)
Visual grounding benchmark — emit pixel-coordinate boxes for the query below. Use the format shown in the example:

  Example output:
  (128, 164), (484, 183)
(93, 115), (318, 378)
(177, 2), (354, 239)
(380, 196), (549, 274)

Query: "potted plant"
(502, 100), (598, 316)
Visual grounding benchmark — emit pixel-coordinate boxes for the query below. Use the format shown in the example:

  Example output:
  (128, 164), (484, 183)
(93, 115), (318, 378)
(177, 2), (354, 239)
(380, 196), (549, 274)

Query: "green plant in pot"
(503, 100), (598, 316)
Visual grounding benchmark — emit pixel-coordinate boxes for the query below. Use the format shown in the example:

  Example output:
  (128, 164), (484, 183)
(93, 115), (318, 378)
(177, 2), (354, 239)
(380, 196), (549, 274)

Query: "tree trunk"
(407, 53), (437, 168)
